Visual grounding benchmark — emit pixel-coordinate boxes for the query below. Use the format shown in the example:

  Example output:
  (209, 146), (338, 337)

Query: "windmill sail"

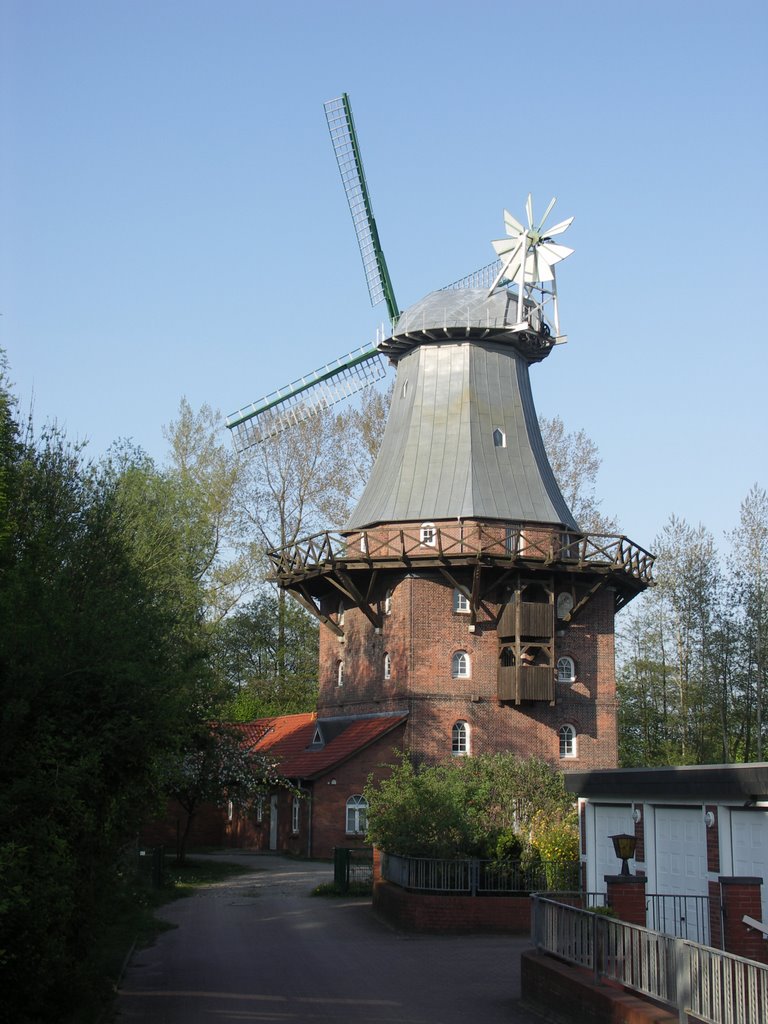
(324, 94), (399, 324)
(226, 345), (387, 451)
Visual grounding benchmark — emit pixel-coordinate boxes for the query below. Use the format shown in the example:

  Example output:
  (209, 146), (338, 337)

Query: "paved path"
(116, 852), (542, 1024)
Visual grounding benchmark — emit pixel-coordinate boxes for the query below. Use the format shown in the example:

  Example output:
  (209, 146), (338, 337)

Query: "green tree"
(160, 723), (293, 862)
(538, 414), (618, 533)
(215, 591), (319, 719)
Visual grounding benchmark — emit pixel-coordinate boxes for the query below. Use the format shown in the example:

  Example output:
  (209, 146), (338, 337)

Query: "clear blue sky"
(2, 0), (766, 550)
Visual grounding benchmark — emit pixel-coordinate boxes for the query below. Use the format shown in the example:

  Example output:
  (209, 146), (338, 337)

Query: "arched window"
(336, 660), (344, 687)
(384, 652), (391, 679)
(420, 522), (437, 547)
(346, 795), (368, 834)
(452, 650), (470, 678)
(493, 427), (506, 448)
(557, 656), (576, 684)
(383, 588), (393, 615)
(559, 724), (577, 759)
(452, 720), (470, 755)
(454, 589), (470, 614)
(291, 795), (300, 833)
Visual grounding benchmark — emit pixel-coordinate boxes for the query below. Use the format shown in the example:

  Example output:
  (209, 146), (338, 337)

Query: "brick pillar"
(720, 876), (767, 964)
(372, 846), (383, 885)
(605, 874), (646, 926)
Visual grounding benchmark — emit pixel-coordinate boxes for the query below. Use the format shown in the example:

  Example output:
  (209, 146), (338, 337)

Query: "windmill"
(225, 93), (573, 454)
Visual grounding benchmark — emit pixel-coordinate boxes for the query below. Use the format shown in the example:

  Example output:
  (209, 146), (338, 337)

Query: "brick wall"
(318, 560), (618, 771)
(373, 879), (531, 933)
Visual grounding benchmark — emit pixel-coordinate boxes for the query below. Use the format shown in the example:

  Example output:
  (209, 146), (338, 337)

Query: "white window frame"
(337, 600), (345, 626)
(559, 724), (577, 759)
(557, 656), (576, 684)
(453, 589), (470, 614)
(420, 521), (437, 547)
(384, 652), (391, 679)
(452, 650), (470, 678)
(291, 795), (300, 833)
(337, 660), (344, 687)
(346, 795), (368, 834)
(360, 532), (368, 554)
(452, 720), (470, 755)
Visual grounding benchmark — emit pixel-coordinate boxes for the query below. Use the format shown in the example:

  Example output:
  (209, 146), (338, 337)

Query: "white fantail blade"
(492, 236), (523, 257)
(537, 241), (574, 263)
(525, 193), (534, 229)
(503, 209), (525, 236)
(492, 237), (525, 288)
(537, 196), (557, 232)
(543, 216), (574, 238)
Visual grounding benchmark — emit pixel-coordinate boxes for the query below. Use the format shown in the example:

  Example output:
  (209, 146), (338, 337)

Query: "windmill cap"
(379, 288), (555, 363)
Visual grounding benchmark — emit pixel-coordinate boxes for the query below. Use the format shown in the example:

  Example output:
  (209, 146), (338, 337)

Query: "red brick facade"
(317, 559), (618, 772)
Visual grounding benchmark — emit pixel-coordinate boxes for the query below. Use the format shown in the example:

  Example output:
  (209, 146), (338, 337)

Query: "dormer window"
(420, 522), (436, 547)
(310, 726), (324, 747)
(493, 427), (506, 448)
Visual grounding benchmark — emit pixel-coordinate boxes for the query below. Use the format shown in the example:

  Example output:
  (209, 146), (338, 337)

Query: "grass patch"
(311, 880), (372, 898)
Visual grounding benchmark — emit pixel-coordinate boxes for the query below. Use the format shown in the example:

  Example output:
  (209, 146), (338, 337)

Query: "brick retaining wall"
(372, 879), (531, 933)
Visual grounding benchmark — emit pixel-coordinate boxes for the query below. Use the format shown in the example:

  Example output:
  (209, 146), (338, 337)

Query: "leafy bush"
(364, 752), (575, 863)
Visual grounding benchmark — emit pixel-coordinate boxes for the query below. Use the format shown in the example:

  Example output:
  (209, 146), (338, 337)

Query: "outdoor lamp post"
(610, 833), (636, 876)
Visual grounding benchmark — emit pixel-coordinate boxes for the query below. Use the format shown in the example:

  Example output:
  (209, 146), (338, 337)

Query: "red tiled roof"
(235, 711), (407, 780)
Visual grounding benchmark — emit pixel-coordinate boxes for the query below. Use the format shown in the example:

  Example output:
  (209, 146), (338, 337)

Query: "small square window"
(420, 522), (437, 547)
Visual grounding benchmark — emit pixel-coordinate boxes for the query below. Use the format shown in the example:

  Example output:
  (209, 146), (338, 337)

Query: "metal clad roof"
(346, 339), (577, 530)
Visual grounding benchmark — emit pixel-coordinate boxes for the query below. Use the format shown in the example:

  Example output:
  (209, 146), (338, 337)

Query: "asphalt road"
(116, 852), (544, 1024)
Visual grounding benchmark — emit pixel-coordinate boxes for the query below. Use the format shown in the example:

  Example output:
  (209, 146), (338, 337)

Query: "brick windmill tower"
(225, 96), (653, 854)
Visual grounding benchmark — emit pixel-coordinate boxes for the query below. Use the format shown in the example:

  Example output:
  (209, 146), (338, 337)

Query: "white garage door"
(731, 809), (768, 924)
(653, 807), (708, 942)
(592, 805), (634, 893)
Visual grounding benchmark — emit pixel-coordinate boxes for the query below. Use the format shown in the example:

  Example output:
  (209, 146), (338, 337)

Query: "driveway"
(116, 852), (542, 1023)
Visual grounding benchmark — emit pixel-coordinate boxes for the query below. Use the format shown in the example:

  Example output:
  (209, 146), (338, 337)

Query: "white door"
(269, 795), (278, 851)
(731, 809), (768, 924)
(653, 807), (708, 941)
(592, 805), (634, 893)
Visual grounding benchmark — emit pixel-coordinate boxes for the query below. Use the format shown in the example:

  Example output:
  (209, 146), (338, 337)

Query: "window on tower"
(557, 656), (576, 684)
(452, 721), (470, 755)
(336, 660), (344, 687)
(384, 652), (391, 679)
(452, 650), (470, 678)
(383, 588), (393, 615)
(454, 589), (470, 614)
(420, 522), (437, 547)
(337, 601), (345, 626)
(559, 724), (577, 759)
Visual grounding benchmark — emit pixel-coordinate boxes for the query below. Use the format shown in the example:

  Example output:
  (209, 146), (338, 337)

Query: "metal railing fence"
(532, 895), (768, 1024)
(646, 892), (712, 945)
(382, 853), (578, 895)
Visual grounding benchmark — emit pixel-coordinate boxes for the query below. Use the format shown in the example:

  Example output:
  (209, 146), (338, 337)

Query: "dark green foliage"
(215, 592), (319, 718)
(0, 366), (216, 1021)
(364, 752), (573, 860)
